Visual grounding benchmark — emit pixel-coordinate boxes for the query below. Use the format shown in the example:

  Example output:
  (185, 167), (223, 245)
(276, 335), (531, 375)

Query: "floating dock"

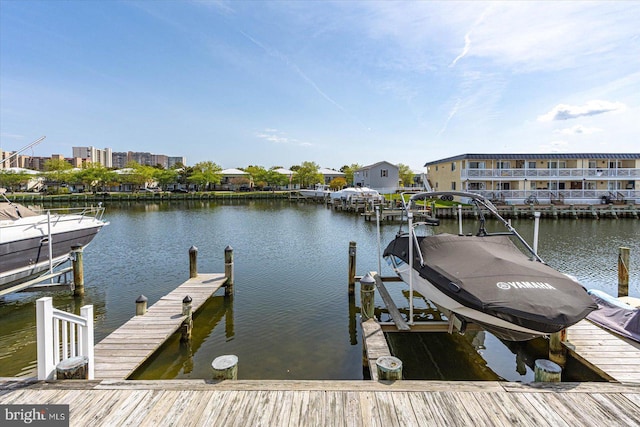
(94, 273), (227, 380)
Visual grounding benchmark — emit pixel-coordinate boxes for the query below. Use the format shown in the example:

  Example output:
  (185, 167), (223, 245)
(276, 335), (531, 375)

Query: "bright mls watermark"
(1, 405), (69, 426)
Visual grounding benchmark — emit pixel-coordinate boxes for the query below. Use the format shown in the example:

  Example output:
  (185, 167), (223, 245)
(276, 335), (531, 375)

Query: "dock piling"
(181, 295), (193, 342)
(224, 245), (234, 296)
(549, 329), (567, 367)
(135, 295), (148, 316)
(212, 354), (238, 380)
(376, 356), (403, 381)
(189, 246), (198, 279)
(348, 241), (357, 294)
(534, 359), (562, 382)
(71, 244), (84, 296)
(360, 273), (376, 320)
(618, 247), (630, 297)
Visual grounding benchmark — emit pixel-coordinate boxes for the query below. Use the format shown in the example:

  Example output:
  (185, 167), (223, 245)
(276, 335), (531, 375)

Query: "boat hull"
(0, 225), (104, 288)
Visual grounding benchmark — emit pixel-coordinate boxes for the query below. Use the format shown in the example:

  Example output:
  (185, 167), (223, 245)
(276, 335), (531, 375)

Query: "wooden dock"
(93, 273), (227, 380)
(2, 378), (640, 425)
(565, 319), (640, 383)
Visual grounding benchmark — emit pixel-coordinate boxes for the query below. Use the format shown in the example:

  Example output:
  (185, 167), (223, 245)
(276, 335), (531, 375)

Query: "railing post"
(80, 305), (94, 380)
(36, 297), (55, 380)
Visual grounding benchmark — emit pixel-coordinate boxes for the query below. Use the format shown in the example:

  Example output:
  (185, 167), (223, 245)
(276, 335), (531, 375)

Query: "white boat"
(330, 186), (384, 202)
(383, 190), (596, 341)
(0, 190), (109, 290)
(298, 184), (332, 199)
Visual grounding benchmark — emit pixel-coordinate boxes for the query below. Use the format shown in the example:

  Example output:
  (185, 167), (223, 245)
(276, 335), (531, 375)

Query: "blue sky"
(1, 1), (639, 171)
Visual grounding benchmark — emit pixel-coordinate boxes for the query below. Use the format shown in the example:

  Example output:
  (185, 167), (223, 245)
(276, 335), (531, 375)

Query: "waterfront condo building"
(425, 153), (640, 205)
(72, 146), (113, 168)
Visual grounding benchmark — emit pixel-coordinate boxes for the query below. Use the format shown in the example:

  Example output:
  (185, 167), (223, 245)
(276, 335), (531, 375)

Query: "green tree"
(123, 161), (156, 190)
(398, 164), (414, 187)
(0, 170), (33, 192)
(293, 161), (322, 188)
(155, 168), (179, 190)
(188, 161), (222, 191)
(43, 158), (73, 191)
(340, 164), (362, 186)
(75, 163), (118, 192)
(266, 168), (289, 188)
(245, 165), (268, 187)
(329, 177), (347, 190)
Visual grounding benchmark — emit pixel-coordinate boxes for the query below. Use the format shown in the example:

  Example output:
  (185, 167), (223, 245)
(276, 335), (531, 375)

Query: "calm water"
(1, 200), (638, 381)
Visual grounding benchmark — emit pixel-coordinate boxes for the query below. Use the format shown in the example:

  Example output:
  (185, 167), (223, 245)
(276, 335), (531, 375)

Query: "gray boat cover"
(0, 202), (39, 220)
(384, 233), (597, 334)
(587, 289), (640, 342)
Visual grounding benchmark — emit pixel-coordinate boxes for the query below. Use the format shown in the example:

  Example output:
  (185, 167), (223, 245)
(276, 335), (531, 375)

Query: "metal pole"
(47, 211), (53, 278)
(533, 211), (541, 256)
(458, 204), (463, 235)
(376, 206), (381, 276)
(408, 212), (414, 324)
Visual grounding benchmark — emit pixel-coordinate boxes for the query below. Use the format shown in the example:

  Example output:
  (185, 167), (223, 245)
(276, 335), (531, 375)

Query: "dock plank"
(565, 319), (640, 383)
(93, 273), (226, 380)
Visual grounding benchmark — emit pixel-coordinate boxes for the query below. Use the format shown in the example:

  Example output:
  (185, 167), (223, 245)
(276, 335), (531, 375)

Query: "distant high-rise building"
(72, 146), (112, 167)
(168, 156), (187, 168)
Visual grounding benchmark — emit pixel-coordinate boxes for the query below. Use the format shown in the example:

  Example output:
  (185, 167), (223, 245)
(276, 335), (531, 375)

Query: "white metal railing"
(467, 189), (639, 203)
(462, 168), (640, 179)
(36, 297), (94, 380)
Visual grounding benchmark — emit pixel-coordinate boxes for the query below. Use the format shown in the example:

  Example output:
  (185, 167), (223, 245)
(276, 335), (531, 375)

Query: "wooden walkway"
(565, 319), (640, 383)
(2, 379), (640, 426)
(94, 273), (227, 380)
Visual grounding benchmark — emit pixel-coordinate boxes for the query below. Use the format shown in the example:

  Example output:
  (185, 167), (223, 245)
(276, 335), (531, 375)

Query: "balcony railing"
(468, 189), (639, 204)
(461, 168), (640, 179)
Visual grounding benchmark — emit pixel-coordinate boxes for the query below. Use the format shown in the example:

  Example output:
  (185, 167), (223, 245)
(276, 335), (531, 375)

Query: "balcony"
(461, 168), (640, 180)
(469, 189), (639, 205)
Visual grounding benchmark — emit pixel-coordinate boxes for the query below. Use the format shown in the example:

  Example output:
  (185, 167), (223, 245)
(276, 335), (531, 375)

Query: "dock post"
(189, 245), (198, 279)
(348, 241), (357, 294)
(224, 245), (234, 296)
(549, 329), (567, 367)
(212, 354), (238, 380)
(533, 212), (541, 255)
(618, 247), (630, 297)
(360, 273), (376, 320)
(135, 295), (148, 316)
(181, 295), (193, 342)
(376, 356), (402, 381)
(534, 359), (562, 382)
(71, 244), (84, 296)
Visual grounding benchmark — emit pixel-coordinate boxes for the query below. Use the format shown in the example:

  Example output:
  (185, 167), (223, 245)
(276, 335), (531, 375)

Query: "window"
(588, 161), (597, 169)
(451, 162), (456, 171)
(497, 161), (511, 169)
(380, 169), (388, 178)
(451, 182), (456, 190)
(527, 162), (536, 169)
(609, 161), (621, 169)
(469, 161), (486, 169)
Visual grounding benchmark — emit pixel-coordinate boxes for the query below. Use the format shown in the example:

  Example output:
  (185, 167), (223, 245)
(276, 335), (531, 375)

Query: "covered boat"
(383, 191), (597, 341)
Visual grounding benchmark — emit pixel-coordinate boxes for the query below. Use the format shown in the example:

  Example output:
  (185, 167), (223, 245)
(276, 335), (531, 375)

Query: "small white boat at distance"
(0, 189), (109, 290)
(330, 186), (384, 202)
(298, 183), (332, 199)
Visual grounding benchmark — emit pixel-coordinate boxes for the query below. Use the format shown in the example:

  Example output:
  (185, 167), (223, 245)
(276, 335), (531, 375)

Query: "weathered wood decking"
(94, 273), (227, 380)
(565, 319), (640, 383)
(2, 378), (640, 426)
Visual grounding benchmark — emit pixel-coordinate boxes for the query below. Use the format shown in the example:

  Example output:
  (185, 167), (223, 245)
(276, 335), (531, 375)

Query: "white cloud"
(537, 100), (627, 122)
(537, 140), (570, 153)
(554, 125), (603, 136)
(255, 129), (312, 147)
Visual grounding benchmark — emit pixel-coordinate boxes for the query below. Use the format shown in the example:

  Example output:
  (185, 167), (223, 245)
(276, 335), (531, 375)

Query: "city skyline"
(1, 1), (639, 171)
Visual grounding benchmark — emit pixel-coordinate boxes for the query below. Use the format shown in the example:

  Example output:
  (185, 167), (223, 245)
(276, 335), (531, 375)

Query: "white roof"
(319, 168), (344, 176)
(221, 168), (249, 176)
(2, 167), (39, 175)
(273, 168), (295, 175)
